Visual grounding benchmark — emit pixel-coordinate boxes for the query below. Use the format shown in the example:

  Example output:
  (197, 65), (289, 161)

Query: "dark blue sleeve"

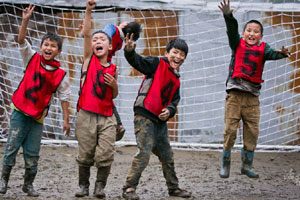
(103, 24), (117, 38)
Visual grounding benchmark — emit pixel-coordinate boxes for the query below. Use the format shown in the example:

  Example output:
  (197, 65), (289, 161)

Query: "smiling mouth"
(45, 52), (52, 55)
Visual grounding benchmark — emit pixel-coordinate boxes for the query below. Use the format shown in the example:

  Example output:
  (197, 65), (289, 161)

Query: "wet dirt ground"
(0, 144), (299, 200)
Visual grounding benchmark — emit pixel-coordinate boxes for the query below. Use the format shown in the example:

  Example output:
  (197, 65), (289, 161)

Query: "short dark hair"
(166, 38), (188, 58)
(41, 32), (63, 50)
(92, 30), (112, 44)
(122, 22), (142, 41)
(243, 20), (264, 34)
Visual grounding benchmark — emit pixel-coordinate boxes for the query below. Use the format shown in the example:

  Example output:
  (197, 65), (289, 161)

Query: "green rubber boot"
(241, 148), (259, 178)
(219, 149), (231, 178)
(75, 166), (90, 197)
(94, 166), (111, 198)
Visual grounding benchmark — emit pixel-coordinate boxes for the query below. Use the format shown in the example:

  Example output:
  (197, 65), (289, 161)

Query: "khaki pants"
(223, 91), (260, 151)
(75, 109), (117, 168)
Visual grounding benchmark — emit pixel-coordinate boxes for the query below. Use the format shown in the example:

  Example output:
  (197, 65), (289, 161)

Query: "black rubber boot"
(22, 169), (39, 197)
(219, 149), (231, 178)
(241, 148), (259, 178)
(94, 166), (111, 198)
(75, 166), (90, 197)
(169, 188), (191, 198)
(0, 165), (12, 194)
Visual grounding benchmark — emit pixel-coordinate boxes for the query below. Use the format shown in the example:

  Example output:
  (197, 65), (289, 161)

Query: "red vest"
(107, 26), (123, 62)
(232, 39), (265, 83)
(142, 58), (180, 116)
(77, 54), (116, 116)
(12, 53), (66, 120)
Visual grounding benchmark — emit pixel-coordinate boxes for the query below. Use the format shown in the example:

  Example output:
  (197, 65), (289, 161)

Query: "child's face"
(165, 48), (186, 70)
(40, 38), (61, 61)
(242, 23), (263, 46)
(92, 33), (112, 58)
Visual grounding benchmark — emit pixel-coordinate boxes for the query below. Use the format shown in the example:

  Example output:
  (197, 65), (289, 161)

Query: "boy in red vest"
(0, 4), (71, 197)
(103, 21), (141, 141)
(78, 20), (141, 141)
(218, 0), (290, 179)
(74, 0), (118, 198)
(121, 34), (191, 199)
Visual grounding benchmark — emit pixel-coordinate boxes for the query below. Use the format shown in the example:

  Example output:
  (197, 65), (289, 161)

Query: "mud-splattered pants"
(123, 115), (179, 191)
(75, 109), (117, 168)
(223, 90), (260, 151)
(2, 110), (43, 173)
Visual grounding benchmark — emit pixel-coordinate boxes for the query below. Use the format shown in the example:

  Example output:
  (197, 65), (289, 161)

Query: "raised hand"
(86, 0), (96, 11)
(118, 22), (129, 29)
(22, 3), (35, 20)
(276, 46), (291, 57)
(218, 0), (233, 15)
(18, 4), (35, 44)
(124, 33), (136, 52)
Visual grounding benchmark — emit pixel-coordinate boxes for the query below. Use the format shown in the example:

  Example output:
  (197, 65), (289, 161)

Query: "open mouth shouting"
(96, 46), (103, 53)
(44, 51), (53, 59)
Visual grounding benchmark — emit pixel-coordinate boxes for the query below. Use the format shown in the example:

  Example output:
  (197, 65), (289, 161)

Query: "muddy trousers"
(123, 115), (179, 191)
(2, 110), (43, 173)
(223, 91), (260, 151)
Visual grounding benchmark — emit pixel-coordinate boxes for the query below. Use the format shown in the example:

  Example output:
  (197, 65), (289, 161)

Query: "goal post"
(0, 0), (299, 149)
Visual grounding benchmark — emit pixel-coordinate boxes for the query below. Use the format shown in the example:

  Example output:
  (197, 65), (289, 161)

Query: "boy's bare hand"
(158, 108), (170, 121)
(118, 22), (128, 29)
(86, 0), (96, 11)
(104, 73), (117, 88)
(276, 46), (291, 57)
(218, 0), (233, 15)
(124, 33), (136, 52)
(22, 4), (35, 20)
(63, 121), (70, 136)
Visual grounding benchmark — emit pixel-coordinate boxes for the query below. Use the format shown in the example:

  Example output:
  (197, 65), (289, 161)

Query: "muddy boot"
(94, 166), (111, 198)
(169, 188), (191, 198)
(75, 166), (90, 197)
(219, 149), (231, 178)
(0, 165), (12, 194)
(241, 148), (259, 178)
(22, 169), (39, 197)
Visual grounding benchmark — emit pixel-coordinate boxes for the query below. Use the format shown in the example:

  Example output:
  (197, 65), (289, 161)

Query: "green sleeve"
(264, 43), (287, 61)
(224, 13), (241, 51)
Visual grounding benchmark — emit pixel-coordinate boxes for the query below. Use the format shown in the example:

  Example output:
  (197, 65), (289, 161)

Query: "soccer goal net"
(0, 0), (299, 149)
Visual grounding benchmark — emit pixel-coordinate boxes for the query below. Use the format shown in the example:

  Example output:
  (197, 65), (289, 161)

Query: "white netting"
(0, 0), (299, 147)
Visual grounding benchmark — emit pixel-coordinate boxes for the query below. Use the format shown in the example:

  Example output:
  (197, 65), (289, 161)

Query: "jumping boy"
(218, 0), (290, 179)
(0, 4), (71, 197)
(74, 0), (118, 198)
(121, 33), (191, 200)
(103, 21), (142, 141)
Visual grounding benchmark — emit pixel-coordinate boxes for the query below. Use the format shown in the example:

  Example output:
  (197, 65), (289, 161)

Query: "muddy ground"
(0, 143), (299, 200)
